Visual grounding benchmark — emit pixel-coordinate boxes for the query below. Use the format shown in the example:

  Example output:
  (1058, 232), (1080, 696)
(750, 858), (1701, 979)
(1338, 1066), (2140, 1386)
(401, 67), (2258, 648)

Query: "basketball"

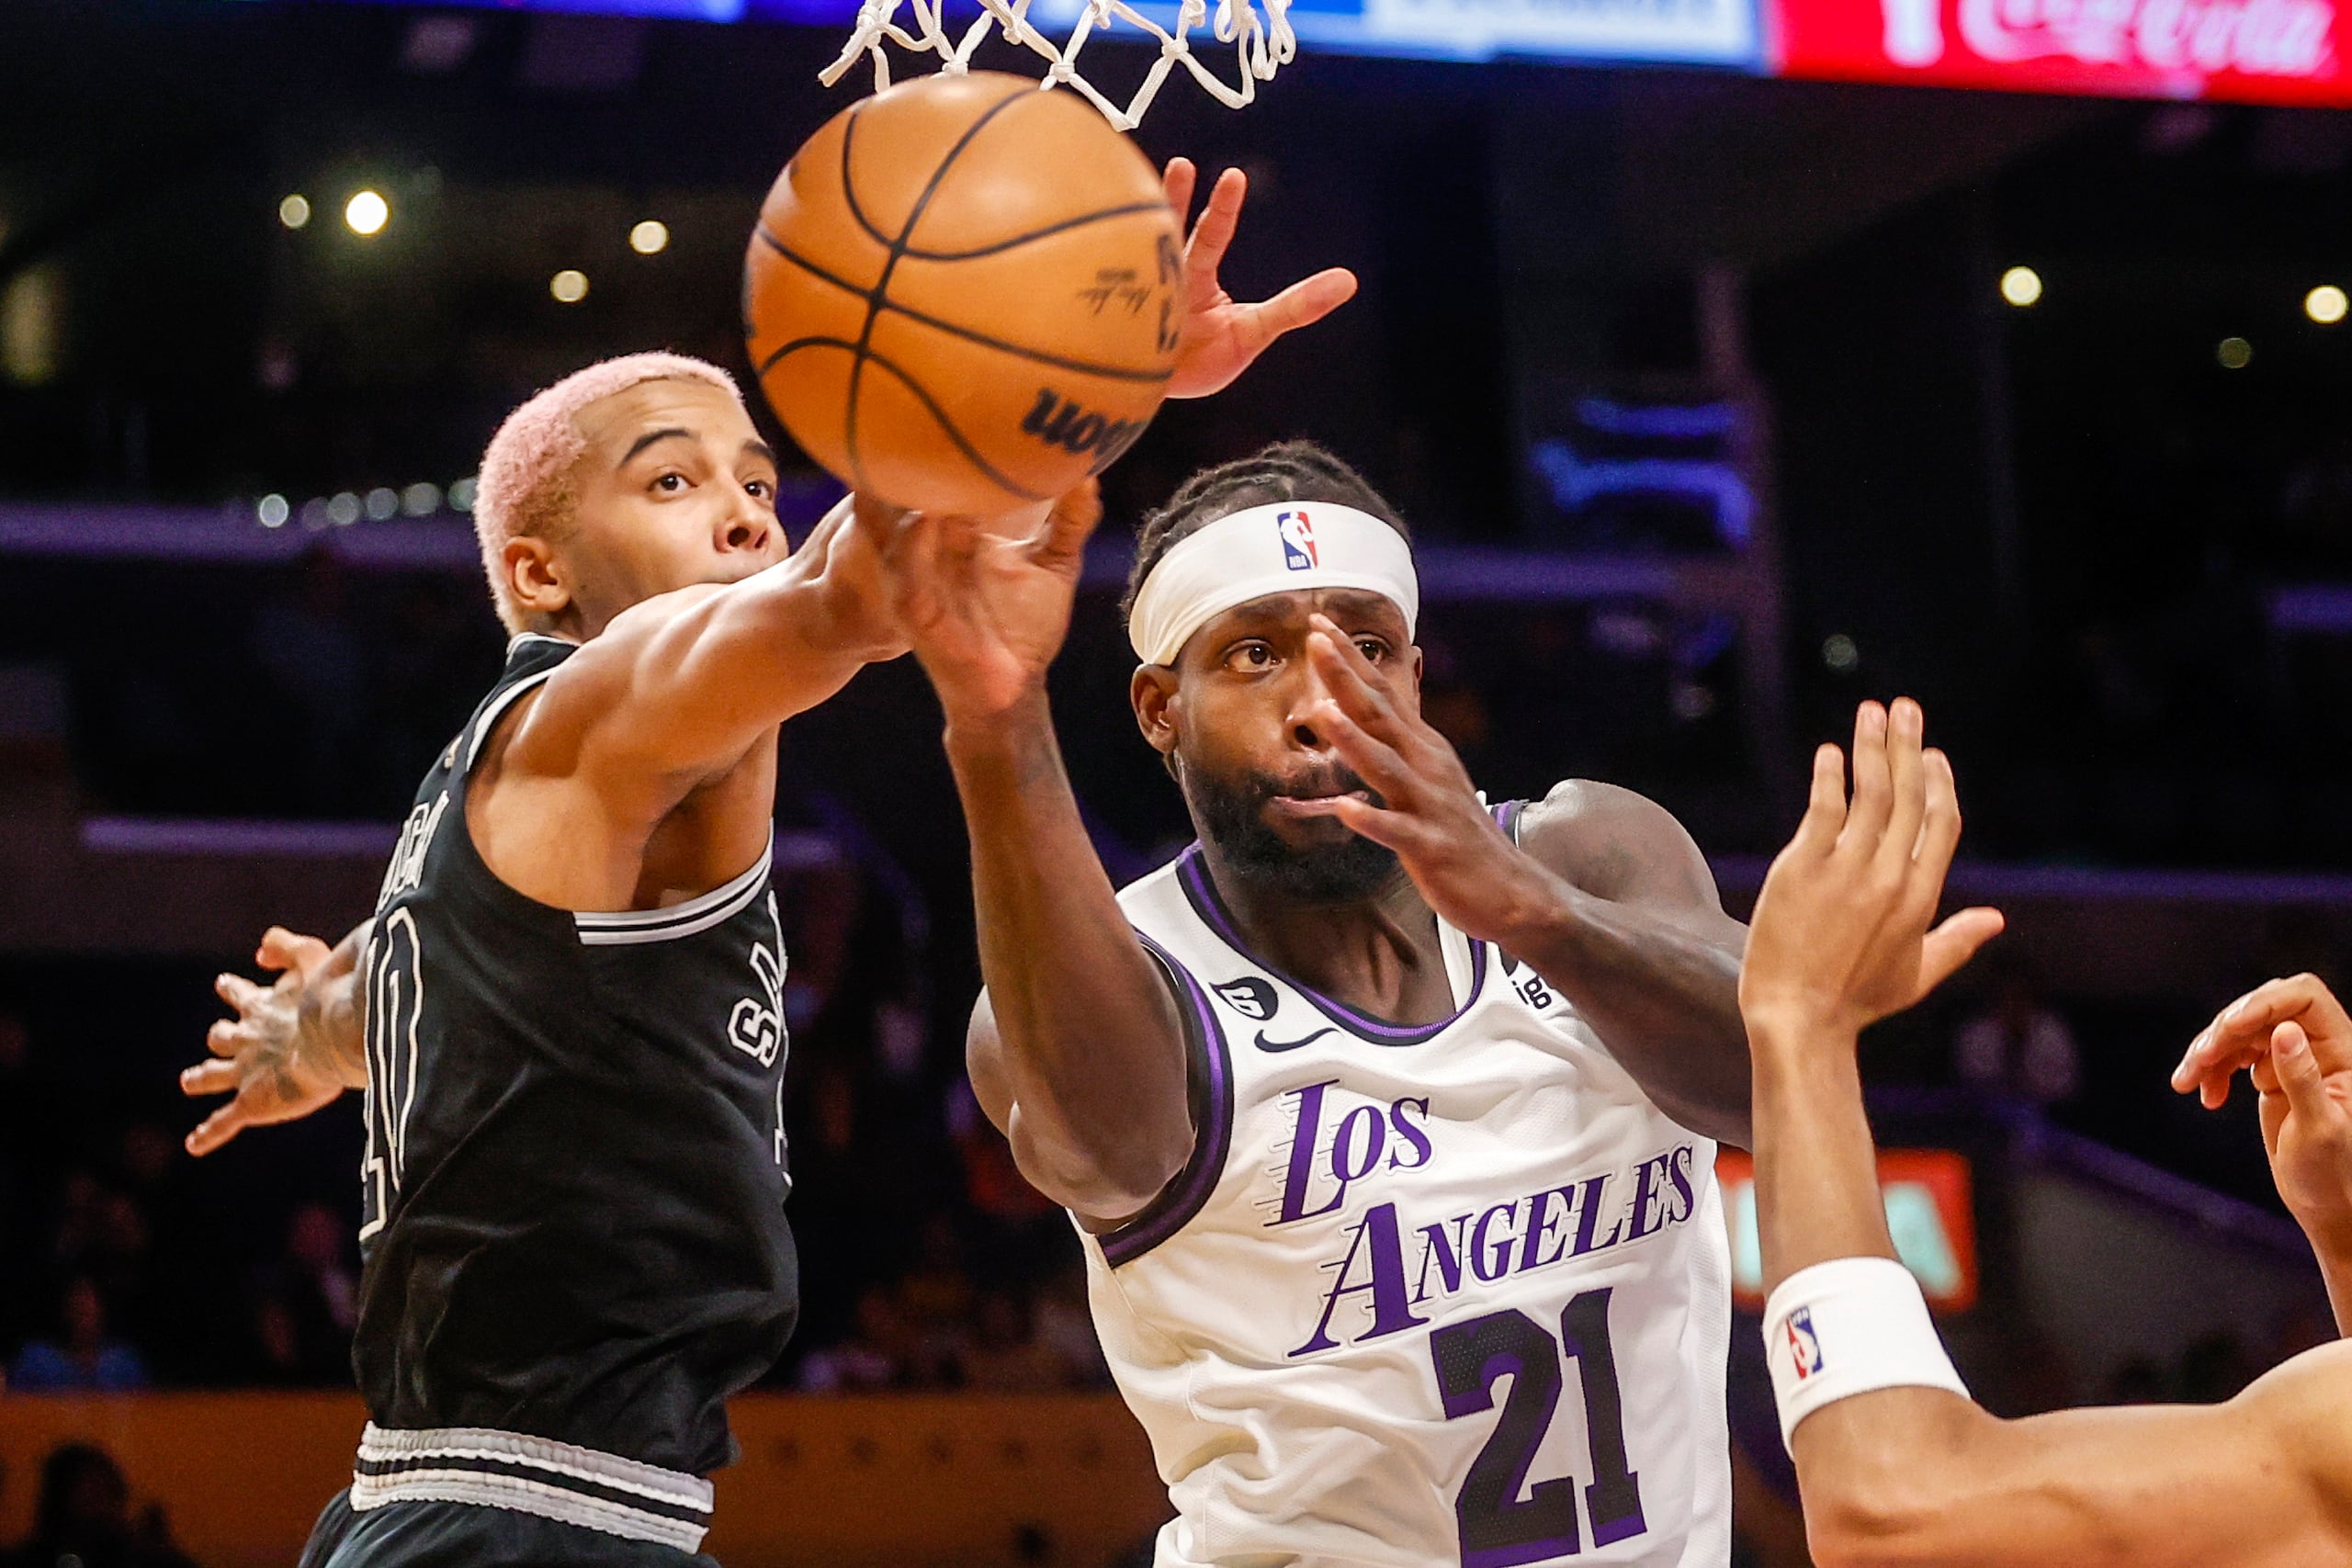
(745, 72), (1183, 517)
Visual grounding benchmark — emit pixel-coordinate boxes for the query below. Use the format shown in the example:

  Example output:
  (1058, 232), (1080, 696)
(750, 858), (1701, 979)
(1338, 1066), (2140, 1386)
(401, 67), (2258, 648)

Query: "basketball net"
(820, 0), (1295, 130)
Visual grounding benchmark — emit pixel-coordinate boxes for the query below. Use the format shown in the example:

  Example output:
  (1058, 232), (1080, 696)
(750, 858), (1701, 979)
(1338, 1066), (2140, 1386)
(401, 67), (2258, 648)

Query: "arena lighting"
(401, 481), (443, 516)
(278, 195), (312, 231)
(2219, 336), (2254, 369)
(629, 220), (671, 255)
(326, 491), (363, 526)
(256, 494), (290, 528)
(366, 487), (401, 521)
(1999, 265), (2043, 308)
(2309, 286), (2348, 325)
(345, 190), (390, 236)
(448, 476), (479, 513)
(1823, 633), (1860, 671)
(550, 269), (590, 304)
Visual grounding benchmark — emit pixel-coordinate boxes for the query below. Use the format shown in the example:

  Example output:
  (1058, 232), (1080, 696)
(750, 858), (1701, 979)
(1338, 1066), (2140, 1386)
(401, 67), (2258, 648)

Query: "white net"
(820, 0), (1295, 130)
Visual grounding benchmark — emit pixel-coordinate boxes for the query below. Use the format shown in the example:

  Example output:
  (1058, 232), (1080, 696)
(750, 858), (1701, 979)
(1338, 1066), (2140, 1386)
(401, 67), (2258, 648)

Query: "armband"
(1762, 1255), (1969, 1453)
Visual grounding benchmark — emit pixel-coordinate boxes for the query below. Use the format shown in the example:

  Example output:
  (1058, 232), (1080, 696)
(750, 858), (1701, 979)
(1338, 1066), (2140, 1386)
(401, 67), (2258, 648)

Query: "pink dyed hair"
(470, 351), (742, 634)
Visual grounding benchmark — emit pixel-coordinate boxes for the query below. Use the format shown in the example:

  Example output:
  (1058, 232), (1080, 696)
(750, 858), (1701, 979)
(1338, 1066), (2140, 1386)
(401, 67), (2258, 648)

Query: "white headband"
(1126, 501), (1419, 666)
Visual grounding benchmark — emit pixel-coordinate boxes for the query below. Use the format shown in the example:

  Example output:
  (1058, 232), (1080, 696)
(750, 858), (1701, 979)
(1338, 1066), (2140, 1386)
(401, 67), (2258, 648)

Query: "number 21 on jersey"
(1430, 1286), (1645, 1565)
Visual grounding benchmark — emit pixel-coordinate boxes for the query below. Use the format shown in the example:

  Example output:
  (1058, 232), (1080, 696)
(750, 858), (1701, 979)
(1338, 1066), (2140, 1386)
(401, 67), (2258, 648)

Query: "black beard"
(1187, 764), (1399, 905)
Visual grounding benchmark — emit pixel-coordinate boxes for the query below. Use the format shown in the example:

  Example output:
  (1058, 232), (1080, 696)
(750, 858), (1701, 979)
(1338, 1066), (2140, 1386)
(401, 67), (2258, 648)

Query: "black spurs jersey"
(352, 633), (798, 1477)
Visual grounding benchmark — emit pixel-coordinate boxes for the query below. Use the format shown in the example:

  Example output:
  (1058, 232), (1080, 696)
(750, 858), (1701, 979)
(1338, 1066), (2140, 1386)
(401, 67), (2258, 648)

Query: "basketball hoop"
(820, 0), (1296, 130)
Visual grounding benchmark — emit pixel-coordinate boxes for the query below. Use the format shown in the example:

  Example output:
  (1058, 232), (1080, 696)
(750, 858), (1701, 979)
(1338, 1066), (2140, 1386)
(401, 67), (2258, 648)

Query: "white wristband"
(1762, 1256), (1969, 1453)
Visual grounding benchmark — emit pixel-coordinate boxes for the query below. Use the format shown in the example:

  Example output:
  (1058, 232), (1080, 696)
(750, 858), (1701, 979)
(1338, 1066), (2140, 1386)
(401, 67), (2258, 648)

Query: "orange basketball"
(745, 72), (1182, 517)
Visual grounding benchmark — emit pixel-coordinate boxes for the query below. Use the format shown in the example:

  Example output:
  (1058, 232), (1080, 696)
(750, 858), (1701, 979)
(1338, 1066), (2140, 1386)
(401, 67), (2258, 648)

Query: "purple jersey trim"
(1098, 932), (1236, 1268)
(1173, 845), (1488, 1047)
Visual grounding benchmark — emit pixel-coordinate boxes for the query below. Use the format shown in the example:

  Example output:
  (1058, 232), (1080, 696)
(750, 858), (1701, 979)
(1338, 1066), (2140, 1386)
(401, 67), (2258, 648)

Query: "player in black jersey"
(178, 165), (1351, 1568)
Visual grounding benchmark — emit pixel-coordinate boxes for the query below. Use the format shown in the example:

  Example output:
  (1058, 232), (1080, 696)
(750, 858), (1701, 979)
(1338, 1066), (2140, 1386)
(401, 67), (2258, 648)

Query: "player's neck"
(1199, 852), (1459, 1027)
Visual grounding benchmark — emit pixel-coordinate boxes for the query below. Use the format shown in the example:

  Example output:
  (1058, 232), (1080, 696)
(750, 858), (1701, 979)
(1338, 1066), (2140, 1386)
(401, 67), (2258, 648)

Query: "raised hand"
(180, 925), (368, 1156)
(2173, 974), (2352, 1255)
(1739, 700), (2005, 1042)
(1161, 157), (1358, 400)
(1302, 613), (1550, 943)
(860, 480), (1102, 726)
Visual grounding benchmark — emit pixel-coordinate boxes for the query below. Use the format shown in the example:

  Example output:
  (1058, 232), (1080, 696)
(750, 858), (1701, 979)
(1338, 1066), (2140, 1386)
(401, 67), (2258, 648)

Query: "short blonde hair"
(471, 352), (741, 634)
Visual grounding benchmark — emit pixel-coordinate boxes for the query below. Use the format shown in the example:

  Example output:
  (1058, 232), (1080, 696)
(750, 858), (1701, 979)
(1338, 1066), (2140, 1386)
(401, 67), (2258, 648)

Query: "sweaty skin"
(870, 494), (1752, 1233)
(1739, 698), (2352, 1568)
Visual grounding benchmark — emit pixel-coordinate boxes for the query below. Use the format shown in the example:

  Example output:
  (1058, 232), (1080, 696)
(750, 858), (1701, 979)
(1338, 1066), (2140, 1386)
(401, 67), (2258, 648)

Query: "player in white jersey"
(865, 443), (1754, 1567)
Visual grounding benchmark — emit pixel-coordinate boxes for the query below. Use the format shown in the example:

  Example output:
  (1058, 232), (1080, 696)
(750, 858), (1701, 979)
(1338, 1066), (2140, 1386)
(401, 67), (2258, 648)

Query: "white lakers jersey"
(1083, 808), (1732, 1568)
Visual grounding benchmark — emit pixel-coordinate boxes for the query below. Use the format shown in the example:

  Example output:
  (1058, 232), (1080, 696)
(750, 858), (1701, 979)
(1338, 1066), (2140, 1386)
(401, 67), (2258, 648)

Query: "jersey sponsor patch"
(1214, 976), (1279, 1021)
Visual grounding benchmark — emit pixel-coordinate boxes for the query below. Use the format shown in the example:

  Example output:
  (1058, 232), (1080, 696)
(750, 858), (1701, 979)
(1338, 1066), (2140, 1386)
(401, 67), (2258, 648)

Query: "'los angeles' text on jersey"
(1086, 818), (1732, 1568)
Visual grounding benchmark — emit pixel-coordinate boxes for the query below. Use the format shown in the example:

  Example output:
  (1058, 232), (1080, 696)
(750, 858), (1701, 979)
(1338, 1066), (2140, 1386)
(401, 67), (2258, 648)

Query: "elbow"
(1009, 1111), (1193, 1225)
(1802, 1465), (1955, 1568)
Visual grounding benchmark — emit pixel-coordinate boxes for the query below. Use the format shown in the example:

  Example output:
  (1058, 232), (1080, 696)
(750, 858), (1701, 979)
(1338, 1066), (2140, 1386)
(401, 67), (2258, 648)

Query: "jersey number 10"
(1429, 1287), (1645, 1565)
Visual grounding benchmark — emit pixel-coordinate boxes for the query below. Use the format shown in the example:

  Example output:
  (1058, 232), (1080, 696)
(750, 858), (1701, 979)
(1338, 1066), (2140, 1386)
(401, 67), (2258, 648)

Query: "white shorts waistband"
(350, 1421), (714, 1553)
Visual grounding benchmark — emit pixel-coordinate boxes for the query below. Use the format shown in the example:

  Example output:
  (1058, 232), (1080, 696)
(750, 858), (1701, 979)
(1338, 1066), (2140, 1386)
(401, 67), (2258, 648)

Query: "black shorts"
(299, 1490), (722, 1568)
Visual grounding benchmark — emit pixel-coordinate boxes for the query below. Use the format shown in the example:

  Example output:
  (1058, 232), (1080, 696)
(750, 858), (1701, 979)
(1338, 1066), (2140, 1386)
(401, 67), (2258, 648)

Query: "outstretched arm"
(501, 497), (904, 829)
(1301, 616), (1752, 1145)
(181, 922), (370, 1156)
(1741, 699), (2352, 1568)
(871, 491), (1193, 1225)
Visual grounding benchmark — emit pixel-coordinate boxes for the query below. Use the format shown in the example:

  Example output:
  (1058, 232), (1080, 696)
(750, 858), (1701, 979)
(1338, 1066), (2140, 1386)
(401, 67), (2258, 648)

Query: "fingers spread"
(1238, 269), (1360, 347)
(215, 972), (265, 1012)
(1161, 156), (1197, 223)
(206, 1018), (249, 1058)
(1878, 698), (1928, 874)
(180, 1059), (239, 1098)
(1329, 794), (1410, 850)
(1309, 698), (1414, 800)
(1840, 701), (1894, 854)
(186, 1104), (248, 1157)
(1034, 479), (1102, 568)
(1918, 906), (2004, 995)
(1184, 168), (1247, 297)
(2268, 1021), (2346, 1128)
(1790, 743), (1849, 854)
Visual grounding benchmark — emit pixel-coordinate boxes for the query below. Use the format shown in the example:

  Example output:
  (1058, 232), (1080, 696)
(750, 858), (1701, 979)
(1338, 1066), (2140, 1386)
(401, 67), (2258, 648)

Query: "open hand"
(1302, 613), (1555, 943)
(180, 927), (361, 1156)
(1739, 700), (2005, 1042)
(2172, 974), (2352, 1251)
(1162, 158), (1357, 400)
(859, 481), (1102, 726)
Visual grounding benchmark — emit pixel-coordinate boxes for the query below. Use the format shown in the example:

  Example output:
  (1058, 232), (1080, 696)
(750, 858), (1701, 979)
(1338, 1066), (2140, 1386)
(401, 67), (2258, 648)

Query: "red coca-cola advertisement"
(1770, 0), (2352, 104)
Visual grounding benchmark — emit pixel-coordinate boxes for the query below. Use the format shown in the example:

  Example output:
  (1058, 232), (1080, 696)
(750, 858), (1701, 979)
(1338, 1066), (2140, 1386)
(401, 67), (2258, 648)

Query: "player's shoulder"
(1512, 779), (1717, 908)
(2230, 1338), (2352, 1522)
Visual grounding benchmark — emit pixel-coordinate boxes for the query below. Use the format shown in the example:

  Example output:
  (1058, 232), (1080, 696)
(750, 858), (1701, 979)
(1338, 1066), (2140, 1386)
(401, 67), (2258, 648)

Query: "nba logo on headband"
(1277, 511), (1317, 571)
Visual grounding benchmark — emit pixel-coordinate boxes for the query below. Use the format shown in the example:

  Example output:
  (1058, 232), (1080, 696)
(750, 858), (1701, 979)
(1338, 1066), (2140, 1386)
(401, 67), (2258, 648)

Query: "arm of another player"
(865, 489), (1194, 1225)
(2172, 971), (2352, 1336)
(503, 496), (906, 824)
(1300, 615), (1753, 1146)
(1743, 699), (2352, 1568)
(180, 921), (371, 1156)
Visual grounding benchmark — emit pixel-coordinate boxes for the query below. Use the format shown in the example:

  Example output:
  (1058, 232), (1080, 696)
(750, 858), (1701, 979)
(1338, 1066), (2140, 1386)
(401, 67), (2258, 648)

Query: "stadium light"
(2309, 286), (2348, 325)
(345, 190), (390, 237)
(2218, 336), (2253, 369)
(1999, 266), (2043, 308)
(630, 220), (670, 255)
(279, 195), (312, 231)
(550, 269), (590, 304)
